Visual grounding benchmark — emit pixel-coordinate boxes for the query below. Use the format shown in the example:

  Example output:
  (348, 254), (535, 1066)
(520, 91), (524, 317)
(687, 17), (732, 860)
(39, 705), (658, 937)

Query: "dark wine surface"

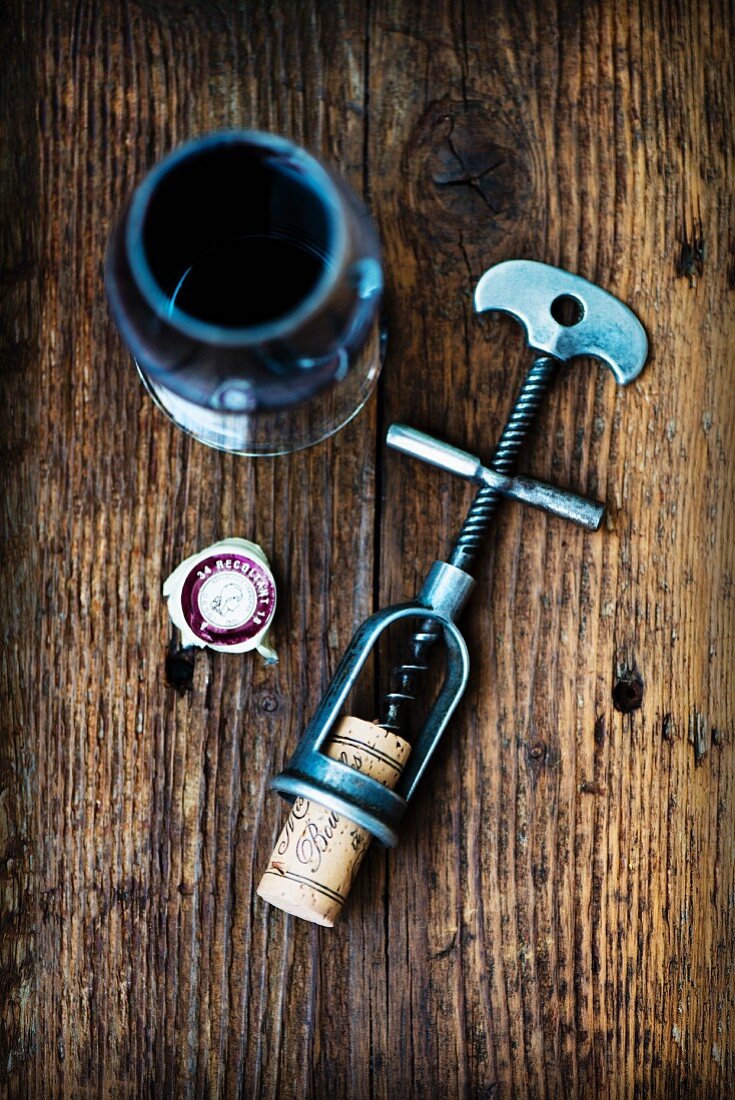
(169, 234), (325, 327)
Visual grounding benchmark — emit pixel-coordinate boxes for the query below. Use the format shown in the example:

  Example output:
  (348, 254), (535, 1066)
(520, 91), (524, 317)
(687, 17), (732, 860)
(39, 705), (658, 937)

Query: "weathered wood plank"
(0, 0), (733, 1097)
(0, 4), (42, 1095)
(5, 1), (380, 1096)
(370, 0), (734, 1097)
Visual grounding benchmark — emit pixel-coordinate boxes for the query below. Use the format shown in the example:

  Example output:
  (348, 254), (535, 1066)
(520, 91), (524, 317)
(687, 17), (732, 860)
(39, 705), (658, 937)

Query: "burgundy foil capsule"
(164, 539), (277, 662)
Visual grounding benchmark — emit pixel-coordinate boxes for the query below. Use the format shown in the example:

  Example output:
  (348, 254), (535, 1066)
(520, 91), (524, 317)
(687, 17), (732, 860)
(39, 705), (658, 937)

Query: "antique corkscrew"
(258, 260), (648, 925)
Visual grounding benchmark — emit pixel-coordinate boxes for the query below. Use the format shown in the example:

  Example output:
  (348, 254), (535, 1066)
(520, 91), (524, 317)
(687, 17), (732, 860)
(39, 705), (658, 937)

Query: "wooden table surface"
(2, 1), (733, 1096)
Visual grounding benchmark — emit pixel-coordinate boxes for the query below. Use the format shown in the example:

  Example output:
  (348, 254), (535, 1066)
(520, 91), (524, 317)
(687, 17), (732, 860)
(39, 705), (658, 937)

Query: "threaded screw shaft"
(379, 355), (558, 734)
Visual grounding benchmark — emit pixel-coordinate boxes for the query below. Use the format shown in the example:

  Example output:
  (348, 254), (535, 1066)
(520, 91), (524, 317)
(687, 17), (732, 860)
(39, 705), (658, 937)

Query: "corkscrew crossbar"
(270, 260), (648, 850)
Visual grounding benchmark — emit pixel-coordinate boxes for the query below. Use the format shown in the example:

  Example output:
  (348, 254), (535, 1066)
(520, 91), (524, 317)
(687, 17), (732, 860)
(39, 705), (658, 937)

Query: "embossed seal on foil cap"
(163, 538), (277, 663)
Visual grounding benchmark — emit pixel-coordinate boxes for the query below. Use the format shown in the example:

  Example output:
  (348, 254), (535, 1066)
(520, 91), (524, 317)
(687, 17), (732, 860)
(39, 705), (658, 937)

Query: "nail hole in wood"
(612, 669), (644, 714)
(165, 644), (199, 692)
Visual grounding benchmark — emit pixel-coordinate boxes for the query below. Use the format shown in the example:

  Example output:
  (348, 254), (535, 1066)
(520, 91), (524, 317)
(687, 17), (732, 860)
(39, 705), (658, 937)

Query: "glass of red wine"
(105, 131), (383, 455)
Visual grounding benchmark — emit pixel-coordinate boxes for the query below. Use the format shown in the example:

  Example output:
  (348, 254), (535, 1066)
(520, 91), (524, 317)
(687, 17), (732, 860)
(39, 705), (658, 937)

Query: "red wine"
(106, 131), (383, 438)
(168, 233), (326, 328)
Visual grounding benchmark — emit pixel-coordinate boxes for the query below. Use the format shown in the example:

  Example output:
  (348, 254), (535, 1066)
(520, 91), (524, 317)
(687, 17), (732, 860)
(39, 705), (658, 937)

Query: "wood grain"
(1, 0), (733, 1096)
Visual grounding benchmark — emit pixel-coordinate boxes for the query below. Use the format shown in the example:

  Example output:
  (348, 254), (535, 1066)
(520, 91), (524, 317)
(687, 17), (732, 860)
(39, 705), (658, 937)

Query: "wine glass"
(105, 131), (383, 455)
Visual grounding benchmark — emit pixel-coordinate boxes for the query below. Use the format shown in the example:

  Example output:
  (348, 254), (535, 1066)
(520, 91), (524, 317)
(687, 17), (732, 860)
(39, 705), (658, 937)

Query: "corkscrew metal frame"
(271, 260), (648, 848)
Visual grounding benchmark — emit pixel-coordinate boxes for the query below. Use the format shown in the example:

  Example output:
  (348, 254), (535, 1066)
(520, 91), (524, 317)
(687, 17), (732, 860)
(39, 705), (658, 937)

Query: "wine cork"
(257, 717), (410, 926)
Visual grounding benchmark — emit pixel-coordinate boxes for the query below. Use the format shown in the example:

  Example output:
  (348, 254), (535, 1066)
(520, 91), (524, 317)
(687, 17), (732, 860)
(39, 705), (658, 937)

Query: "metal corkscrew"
(266, 260), (648, 856)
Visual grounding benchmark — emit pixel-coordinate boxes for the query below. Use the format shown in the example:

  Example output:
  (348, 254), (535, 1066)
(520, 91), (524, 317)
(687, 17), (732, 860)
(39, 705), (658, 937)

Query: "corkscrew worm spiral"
(379, 355), (558, 734)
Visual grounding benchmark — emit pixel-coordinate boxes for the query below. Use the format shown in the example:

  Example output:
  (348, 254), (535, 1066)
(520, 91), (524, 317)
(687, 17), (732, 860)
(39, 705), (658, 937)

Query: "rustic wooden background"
(1, 0), (733, 1096)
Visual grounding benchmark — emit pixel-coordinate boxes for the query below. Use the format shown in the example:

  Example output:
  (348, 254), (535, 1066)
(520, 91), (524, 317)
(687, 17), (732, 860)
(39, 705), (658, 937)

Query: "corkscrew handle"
(386, 425), (483, 480)
(386, 424), (603, 531)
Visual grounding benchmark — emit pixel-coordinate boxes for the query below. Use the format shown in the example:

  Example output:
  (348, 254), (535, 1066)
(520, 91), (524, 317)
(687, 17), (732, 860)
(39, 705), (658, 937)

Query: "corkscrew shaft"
(448, 355), (559, 571)
(380, 355), (558, 732)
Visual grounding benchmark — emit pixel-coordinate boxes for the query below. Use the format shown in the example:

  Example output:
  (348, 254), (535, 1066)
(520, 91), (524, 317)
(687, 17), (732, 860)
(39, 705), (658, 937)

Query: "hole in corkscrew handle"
(550, 293), (585, 326)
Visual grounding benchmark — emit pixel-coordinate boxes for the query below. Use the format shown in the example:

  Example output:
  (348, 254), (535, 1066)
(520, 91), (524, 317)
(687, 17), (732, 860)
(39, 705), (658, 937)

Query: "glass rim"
(125, 129), (348, 348)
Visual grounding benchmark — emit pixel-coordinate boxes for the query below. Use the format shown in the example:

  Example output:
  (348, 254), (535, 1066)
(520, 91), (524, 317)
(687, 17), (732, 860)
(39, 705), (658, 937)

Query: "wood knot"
(402, 98), (535, 261)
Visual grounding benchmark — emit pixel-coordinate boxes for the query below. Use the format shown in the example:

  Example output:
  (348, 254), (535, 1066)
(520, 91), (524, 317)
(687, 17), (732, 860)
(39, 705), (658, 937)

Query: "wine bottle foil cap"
(163, 538), (277, 663)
